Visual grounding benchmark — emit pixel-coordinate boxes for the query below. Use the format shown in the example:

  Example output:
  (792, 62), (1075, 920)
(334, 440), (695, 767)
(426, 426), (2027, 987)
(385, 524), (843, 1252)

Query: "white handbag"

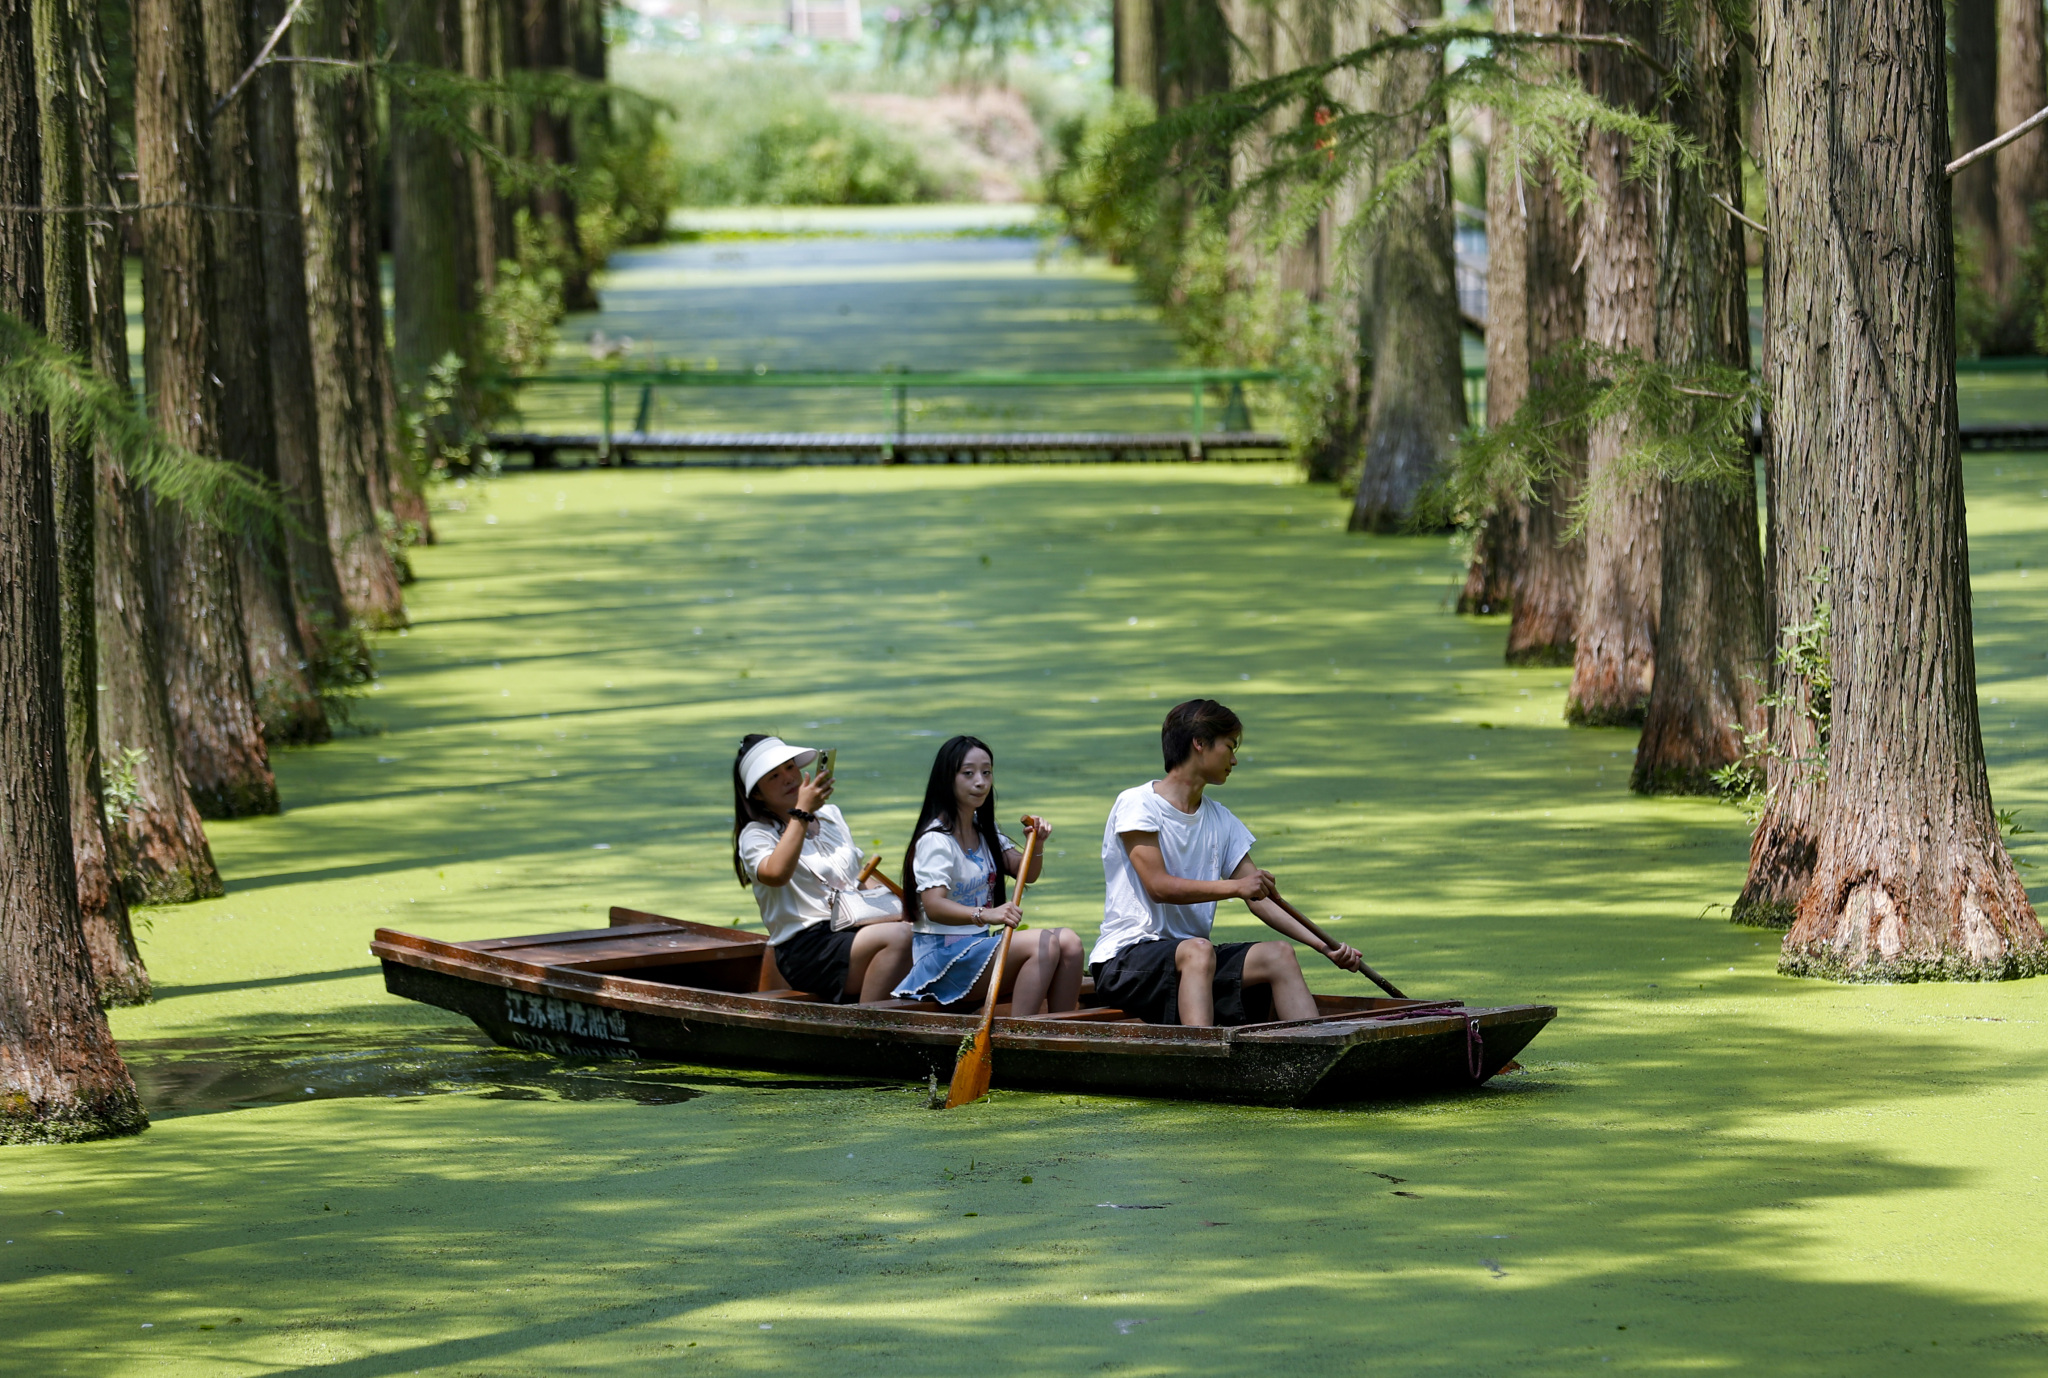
(828, 882), (902, 931)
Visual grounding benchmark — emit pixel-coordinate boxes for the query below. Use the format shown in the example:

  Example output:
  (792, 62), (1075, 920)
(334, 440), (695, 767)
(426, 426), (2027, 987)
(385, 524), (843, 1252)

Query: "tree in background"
(1950, 0), (2000, 339)
(1564, 0), (1661, 723)
(525, 0), (596, 309)
(0, 0), (149, 1140)
(252, 0), (355, 665)
(1629, 0), (1767, 796)
(1737, 0), (1830, 927)
(32, 0), (152, 1003)
(204, 0), (326, 746)
(1348, 0), (1465, 534)
(1993, 0), (2048, 349)
(294, 0), (410, 628)
(80, 0), (222, 907)
(134, 0), (279, 818)
(1500, 0), (1585, 669)
(1775, 0), (2046, 980)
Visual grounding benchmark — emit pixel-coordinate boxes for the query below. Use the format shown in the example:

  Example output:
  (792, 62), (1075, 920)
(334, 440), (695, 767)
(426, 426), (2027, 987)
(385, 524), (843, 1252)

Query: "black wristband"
(787, 808), (816, 825)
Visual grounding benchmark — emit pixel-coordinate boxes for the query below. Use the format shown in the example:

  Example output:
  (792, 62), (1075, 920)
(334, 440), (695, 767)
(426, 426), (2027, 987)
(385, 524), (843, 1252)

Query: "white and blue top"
(909, 821), (1017, 935)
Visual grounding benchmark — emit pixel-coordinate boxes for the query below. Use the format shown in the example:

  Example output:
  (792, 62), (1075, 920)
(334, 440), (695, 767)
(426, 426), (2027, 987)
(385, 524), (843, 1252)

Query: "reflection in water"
(120, 1028), (897, 1117)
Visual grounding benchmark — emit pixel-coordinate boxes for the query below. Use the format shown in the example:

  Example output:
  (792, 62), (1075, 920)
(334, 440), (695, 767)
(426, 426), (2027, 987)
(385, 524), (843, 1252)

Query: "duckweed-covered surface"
(30, 225), (2048, 1373)
(3, 458), (2046, 1375)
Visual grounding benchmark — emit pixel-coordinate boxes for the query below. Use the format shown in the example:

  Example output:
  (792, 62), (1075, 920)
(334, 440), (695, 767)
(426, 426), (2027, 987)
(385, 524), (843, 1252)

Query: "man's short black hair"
(1162, 699), (1243, 771)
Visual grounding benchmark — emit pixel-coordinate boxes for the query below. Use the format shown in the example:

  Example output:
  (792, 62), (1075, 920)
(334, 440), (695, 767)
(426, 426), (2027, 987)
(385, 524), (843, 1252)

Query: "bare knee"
(1056, 928), (1082, 960)
(1177, 938), (1216, 974)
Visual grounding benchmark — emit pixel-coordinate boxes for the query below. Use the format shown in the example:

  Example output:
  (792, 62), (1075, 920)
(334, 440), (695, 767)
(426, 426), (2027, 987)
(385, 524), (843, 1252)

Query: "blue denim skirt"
(893, 930), (1001, 1005)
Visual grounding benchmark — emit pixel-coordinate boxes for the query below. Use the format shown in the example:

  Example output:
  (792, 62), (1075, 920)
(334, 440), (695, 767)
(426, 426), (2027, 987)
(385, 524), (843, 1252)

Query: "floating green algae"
(3, 457), (2045, 1375)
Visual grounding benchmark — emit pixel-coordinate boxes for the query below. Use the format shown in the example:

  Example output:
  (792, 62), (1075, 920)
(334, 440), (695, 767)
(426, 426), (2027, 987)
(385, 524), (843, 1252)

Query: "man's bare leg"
(847, 921), (914, 1002)
(1175, 938), (1217, 1025)
(1242, 939), (1317, 1021)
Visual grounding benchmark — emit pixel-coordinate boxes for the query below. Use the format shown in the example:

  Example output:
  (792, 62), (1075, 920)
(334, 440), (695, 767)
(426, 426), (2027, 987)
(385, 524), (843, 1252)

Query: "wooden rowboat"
(371, 907), (1557, 1107)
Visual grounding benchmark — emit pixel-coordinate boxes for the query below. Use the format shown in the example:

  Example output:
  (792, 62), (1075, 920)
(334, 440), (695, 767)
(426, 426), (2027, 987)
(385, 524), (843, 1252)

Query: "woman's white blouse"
(910, 822), (1016, 935)
(737, 805), (865, 944)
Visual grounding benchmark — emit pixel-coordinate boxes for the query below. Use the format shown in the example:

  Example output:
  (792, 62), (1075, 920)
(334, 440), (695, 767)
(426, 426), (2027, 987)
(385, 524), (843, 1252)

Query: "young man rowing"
(1089, 699), (1365, 1026)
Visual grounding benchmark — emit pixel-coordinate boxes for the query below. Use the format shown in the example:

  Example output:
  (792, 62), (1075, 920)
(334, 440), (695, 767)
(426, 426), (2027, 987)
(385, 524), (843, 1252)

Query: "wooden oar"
(856, 854), (903, 898)
(1267, 890), (1409, 1000)
(943, 821), (1042, 1109)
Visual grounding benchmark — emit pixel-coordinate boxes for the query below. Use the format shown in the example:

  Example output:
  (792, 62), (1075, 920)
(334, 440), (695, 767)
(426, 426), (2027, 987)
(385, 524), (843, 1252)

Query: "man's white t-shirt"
(910, 822), (1017, 935)
(737, 804), (864, 945)
(1091, 784), (1256, 966)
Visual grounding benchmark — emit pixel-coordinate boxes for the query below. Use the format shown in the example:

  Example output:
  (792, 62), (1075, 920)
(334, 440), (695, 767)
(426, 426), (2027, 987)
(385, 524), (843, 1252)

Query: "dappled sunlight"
(7, 458), (2047, 1373)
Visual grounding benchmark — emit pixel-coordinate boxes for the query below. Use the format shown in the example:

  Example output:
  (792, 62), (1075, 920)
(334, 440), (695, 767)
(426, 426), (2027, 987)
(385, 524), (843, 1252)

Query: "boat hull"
(373, 911), (1556, 1107)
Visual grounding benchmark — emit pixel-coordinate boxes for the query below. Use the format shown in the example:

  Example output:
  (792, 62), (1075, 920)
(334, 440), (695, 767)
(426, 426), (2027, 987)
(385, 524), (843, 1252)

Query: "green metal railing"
(503, 366), (1286, 460)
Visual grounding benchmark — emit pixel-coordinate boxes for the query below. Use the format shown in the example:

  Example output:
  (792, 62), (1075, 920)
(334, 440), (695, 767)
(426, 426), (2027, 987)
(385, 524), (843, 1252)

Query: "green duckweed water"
(17, 228), (2048, 1373)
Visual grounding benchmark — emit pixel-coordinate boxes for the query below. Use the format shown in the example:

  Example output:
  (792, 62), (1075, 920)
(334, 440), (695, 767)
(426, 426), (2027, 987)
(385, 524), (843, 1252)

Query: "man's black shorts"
(1089, 937), (1275, 1026)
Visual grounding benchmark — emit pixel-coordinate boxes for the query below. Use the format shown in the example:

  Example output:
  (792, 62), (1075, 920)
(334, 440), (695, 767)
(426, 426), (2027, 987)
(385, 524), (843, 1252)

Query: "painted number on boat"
(503, 991), (631, 1046)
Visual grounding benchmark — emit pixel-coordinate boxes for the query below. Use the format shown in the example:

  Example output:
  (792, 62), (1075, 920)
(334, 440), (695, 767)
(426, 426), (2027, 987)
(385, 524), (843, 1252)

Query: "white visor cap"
(739, 736), (819, 795)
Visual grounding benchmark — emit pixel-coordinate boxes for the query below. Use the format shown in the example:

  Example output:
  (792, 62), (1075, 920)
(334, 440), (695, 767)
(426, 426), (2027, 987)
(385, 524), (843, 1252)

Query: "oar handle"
(857, 854), (904, 898)
(972, 823), (1042, 1036)
(1269, 890), (1408, 1000)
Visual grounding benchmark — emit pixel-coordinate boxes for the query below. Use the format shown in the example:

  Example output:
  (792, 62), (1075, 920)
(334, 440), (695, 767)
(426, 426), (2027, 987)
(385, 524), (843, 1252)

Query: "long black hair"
(901, 734), (1005, 925)
(732, 733), (784, 885)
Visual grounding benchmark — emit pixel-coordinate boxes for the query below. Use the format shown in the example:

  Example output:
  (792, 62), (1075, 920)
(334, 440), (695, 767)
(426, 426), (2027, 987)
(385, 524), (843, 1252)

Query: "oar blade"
(944, 1029), (994, 1108)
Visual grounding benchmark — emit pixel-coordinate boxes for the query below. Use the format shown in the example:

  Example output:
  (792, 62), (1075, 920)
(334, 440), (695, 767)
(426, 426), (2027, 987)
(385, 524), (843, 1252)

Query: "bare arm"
(751, 769), (834, 887)
(1002, 814), (1052, 884)
(1120, 831), (1269, 906)
(1233, 856), (1364, 972)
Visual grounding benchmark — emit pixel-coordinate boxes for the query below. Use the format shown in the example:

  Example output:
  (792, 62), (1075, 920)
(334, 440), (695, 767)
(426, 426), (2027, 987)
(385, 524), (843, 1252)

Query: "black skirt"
(773, 922), (858, 1002)
(1089, 937), (1274, 1026)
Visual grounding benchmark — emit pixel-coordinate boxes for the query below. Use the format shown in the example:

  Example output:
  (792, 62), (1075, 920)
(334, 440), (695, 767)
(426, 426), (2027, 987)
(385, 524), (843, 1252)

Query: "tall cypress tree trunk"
(203, 0), (325, 745)
(1348, 0), (1465, 533)
(525, 0), (594, 309)
(1779, 0), (2046, 980)
(1565, 0), (1661, 724)
(1460, 110), (1528, 618)
(135, 0), (279, 819)
(1738, 0), (1832, 927)
(32, 0), (150, 1004)
(1951, 0), (2000, 308)
(1991, 0), (2047, 346)
(392, 0), (480, 451)
(1503, 0), (1586, 667)
(0, 2), (148, 1142)
(461, 0), (506, 291)
(252, 0), (351, 660)
(1630, 0), (1768, 796)
(294, 0), (408, 627)
(80, 0), (221, 904)
(1116, 0), (1157, 103)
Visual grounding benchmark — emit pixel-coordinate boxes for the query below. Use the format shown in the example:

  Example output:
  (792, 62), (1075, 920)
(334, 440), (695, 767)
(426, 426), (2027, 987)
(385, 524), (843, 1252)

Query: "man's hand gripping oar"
(1263, 888), (1409, 1000)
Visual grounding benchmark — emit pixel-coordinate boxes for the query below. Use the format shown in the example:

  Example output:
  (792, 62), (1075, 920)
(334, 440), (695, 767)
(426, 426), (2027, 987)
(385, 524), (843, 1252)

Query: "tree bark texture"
(0, 10), (148, 1141)
(251, 0), (351, 659)
(1154, 0), (1232, 113)
(203, 0), (324, 745)
(461, 0), (508, 291)
(1950, 0), (2000, 303)
(1992, 0), (2048, 343)
(392, 0), (480, 441)
(1779, 0), (2045, 981)
(523, 0), (594, 310)
(1459, 109), (1531, 618)
(1565, 0), (1662, 725)
(1349, 0), (1465, 534)
(1739, 0), (1833, 927)
(1116, 0), (1158, 104)
(33, 0), (151, 1004)
(1502, 0), (1585, 668)
(293, 0), (409, 628)
(79, 0), (221, 905)
(135, 0), (280, 818)
(1631, 0), (1768, 796)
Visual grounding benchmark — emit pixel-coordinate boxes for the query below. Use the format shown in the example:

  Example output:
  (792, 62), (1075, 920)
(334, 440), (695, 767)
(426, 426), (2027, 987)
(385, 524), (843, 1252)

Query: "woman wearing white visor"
(731, 733), (913, 1002)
